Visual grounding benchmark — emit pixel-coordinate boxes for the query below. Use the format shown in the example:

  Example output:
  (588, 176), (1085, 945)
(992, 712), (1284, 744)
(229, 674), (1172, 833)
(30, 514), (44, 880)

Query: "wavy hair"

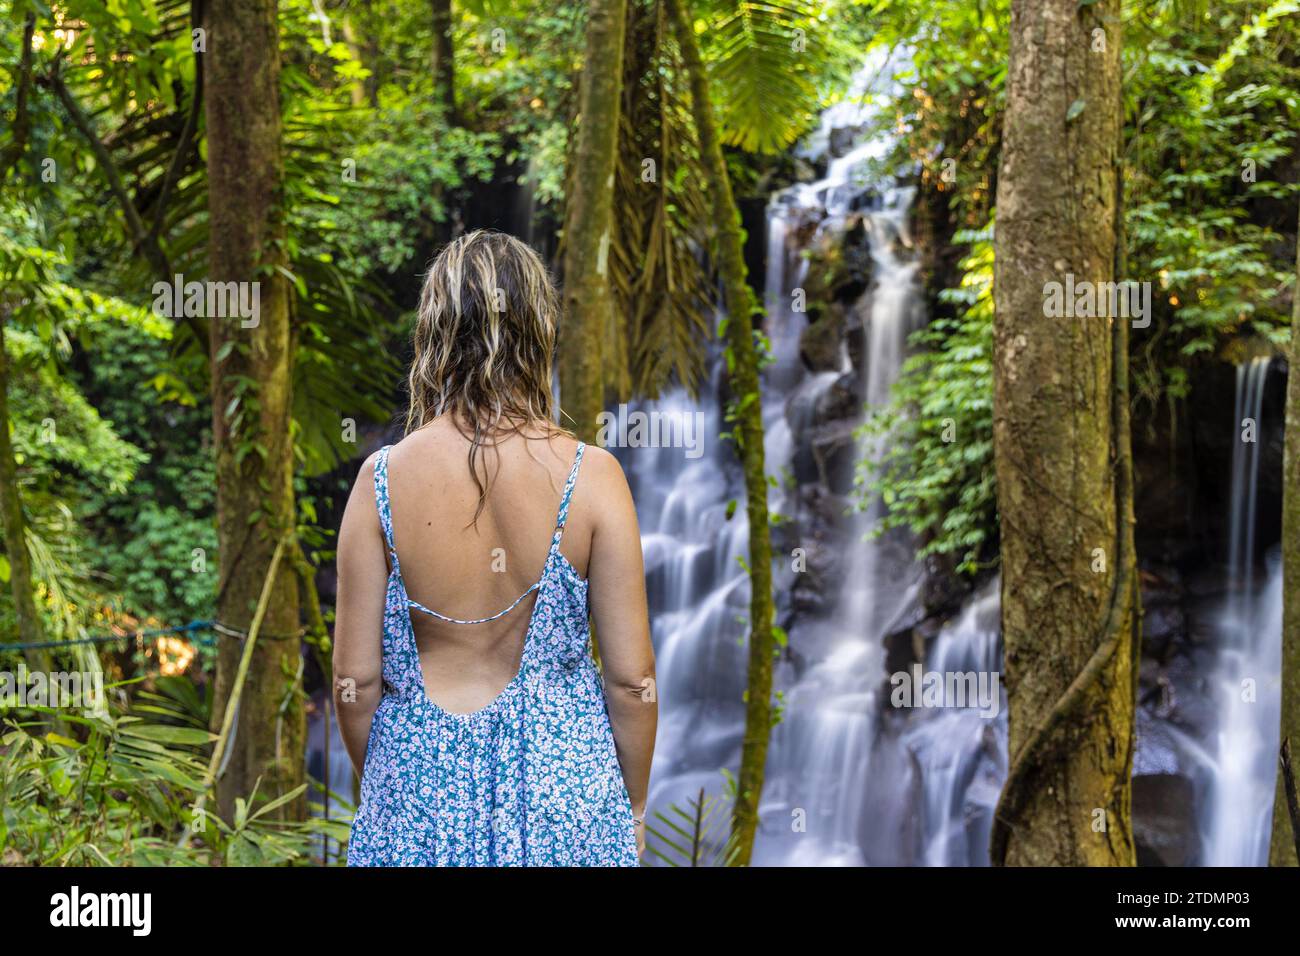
(405, 230), (565, 522)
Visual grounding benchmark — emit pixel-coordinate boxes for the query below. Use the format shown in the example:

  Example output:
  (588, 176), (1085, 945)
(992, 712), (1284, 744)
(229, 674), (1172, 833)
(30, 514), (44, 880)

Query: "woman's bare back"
(384, 421), (590, 714)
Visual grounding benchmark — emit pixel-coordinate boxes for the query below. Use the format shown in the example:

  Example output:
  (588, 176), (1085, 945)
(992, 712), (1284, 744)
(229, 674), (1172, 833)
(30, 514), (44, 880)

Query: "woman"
(333, 231), (656, 866)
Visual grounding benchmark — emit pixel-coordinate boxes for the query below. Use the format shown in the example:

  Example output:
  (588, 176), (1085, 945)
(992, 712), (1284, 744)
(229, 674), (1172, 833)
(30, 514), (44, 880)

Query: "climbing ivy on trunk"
(666, 0), (776, 867)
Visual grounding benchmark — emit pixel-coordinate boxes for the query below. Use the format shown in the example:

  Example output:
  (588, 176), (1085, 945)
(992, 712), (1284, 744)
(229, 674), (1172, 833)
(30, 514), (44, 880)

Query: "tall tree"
(0, 306), (50, 672)
(1271, 199), (1300, 867)
(666, 0), (775, 866)
(431, 0), (457, 123)
(559, 0), (627, 442)
(989, 0), (1139, 866)
(204, 0), (305, 821)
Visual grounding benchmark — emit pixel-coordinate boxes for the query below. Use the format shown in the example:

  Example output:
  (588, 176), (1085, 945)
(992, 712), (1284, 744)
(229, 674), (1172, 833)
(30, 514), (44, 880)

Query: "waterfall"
(628, 49), (992, 865)
(307, 57), (1287, 871)
(904, 581), (1005, 866)
(1196, 357), (1282, 865)
(752, 180), (928, 866)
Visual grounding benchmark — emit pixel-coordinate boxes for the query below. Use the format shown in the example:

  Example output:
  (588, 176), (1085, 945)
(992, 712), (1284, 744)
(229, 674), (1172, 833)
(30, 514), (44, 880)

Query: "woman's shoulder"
(577, 441), (625, 484)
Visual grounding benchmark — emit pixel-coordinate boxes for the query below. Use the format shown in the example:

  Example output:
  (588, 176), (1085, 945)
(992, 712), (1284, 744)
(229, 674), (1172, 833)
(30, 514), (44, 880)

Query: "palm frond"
(696, 0), (823, 154)
(608, 0), (714, 400)
(644, 786), (743, 866)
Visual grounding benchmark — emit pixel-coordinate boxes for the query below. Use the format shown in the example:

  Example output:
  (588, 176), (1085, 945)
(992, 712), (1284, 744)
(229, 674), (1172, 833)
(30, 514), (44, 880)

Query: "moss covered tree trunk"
(666, 0), (775, 866)
(1271, 202), (1300, 867)
(431, 0), (457, 123)
(0, 307), (50, 672)
(989, 0), (1138, 866)
(204, 0), (304, 822)
(559, 0), (626, 443)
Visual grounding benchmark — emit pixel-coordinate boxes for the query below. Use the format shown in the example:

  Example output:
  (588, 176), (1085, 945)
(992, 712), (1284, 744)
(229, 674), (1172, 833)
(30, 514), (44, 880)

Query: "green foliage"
(644, 785), (742, 866)
(0, 679), (347, 866)
(858, 227), (995, 573)
(695, 0), (862, 154)
(316, 97), (502, 276)
(872, 0), (1008, 229)
(0, 224), (162, 635)
(608, 0), (715, 399)
(859, 0), (1300, 571)
(1125, 0), (1300, 412)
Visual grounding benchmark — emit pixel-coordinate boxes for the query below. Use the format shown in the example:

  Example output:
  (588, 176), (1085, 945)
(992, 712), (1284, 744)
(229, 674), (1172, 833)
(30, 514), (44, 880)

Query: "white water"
(751, 179), (928, 866)
(904, 582), (1005, 866)
(1196, 357), (1282, 865)
(629, 50), (1010, 865)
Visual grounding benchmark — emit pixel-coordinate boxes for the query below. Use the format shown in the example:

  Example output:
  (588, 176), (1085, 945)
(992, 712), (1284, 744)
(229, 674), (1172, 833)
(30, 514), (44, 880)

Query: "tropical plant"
(644, 786), (742, 866)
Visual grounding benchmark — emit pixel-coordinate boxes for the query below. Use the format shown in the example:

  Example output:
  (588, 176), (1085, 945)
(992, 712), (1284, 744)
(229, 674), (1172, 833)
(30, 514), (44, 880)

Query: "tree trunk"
(340, 18), (369, 110)
(559, 0), (626, 443)
(989, 0), (1138, 866)
(204, 0), (304, 822)
(666, 0), (775, 866)
(1271, 200), (1300, 867)
(431, 0), (457, 123)
(0, 307), (51, 672)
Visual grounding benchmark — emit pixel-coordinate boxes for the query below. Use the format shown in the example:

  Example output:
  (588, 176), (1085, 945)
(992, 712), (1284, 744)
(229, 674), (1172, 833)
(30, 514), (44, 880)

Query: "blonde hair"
(405, 230), (565, 521)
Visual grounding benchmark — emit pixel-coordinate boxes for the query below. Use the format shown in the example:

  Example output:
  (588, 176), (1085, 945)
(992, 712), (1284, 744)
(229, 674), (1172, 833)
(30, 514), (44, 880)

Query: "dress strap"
(549, 443), (586, 553)
(373, 445), (396, 554)
(408, 585), (540, 625)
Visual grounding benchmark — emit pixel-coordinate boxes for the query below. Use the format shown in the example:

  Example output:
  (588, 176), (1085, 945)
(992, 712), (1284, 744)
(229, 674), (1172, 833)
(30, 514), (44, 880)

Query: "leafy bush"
(857, 227), (995, 573)
(0, 676), (347, 866)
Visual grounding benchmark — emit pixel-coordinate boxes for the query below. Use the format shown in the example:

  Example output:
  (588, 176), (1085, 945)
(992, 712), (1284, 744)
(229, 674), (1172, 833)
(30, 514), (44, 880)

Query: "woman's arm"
(332, 452), (388, 778)
(584, 447), (657, 850)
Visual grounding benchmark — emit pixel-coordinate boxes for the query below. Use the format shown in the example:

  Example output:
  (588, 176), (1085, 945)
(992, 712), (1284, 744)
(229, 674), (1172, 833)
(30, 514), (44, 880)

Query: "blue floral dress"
(346, 442), (639, 866)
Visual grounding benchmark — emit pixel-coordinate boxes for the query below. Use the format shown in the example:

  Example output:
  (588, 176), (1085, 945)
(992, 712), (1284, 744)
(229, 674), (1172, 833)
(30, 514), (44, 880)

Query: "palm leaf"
(695, 0), (823, 153)
(608, 0), (714, 400)
(644, 787), (743, 866)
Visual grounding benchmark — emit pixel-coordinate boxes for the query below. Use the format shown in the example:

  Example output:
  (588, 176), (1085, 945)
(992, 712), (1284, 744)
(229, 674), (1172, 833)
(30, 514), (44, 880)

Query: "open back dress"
(346, 442), (639, 866)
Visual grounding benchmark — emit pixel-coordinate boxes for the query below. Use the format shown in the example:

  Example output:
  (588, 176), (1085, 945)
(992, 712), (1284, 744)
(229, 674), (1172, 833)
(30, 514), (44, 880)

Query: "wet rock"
(799, 302), (846, 372)
(810, 419), (859, 494)
(844, 293), (869, 373)
(921, 553), (975, 618)
(1133, 773), (1200, 866)
(1186, 565), (1229, 600)
(788, 537), (841, 617)
(1141, 603), (1185, 662)
(829, 125), (866, 158)
(814, 372), (861, 423)
(1184, 594), (1224, 647)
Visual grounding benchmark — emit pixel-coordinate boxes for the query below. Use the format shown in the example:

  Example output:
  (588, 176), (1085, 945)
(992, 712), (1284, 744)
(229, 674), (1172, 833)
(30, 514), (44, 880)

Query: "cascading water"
(1195, 357), (1282, 865)
(903, 581), (1004, 866)
(751, 179), (928, 867)
(626, 49), (1007, 865)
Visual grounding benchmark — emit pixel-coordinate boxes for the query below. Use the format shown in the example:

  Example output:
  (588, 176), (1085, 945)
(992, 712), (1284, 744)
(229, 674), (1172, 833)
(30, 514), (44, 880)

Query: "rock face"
(1133, 774), (1200, 867)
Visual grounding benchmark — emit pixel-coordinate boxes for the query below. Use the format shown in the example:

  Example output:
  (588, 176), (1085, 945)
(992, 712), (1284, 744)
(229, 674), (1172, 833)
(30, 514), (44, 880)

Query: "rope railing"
(1, 620), (218, 652)
(1, 618), (310, 653)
